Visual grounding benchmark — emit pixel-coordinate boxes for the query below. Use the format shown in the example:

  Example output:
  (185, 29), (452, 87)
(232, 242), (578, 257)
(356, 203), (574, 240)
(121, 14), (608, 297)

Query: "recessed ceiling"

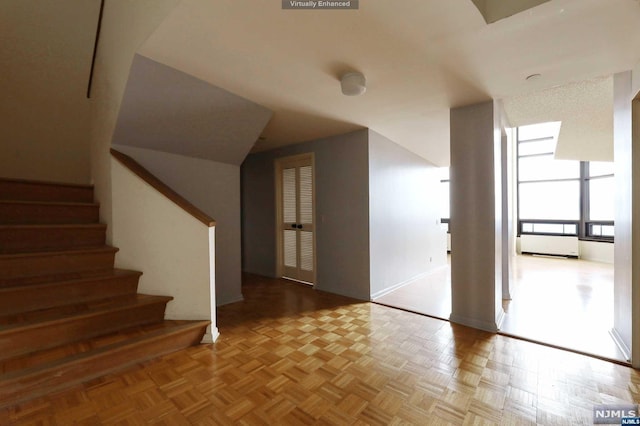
(139, 0), (640, 166)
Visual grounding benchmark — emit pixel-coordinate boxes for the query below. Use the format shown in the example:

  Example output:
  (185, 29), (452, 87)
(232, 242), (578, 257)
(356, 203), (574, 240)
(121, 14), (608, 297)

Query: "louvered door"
(276, 154), (315, 284)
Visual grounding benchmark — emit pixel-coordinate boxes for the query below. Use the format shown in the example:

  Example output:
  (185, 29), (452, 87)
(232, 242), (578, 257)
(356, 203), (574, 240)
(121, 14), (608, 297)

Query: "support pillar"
(612, 70), (640, 366)
(449, 100), (505, 332)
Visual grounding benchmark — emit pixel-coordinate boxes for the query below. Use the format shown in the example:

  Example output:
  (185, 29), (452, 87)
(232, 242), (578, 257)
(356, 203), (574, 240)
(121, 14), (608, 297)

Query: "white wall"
(112, 145), (242, 306)
(612, 71), (635, 363)
(579, 241), (614, 264)
(90, 0), (181, 243)
(111, 158), (218, 343)
(449, 100), (504, 332)
(368, 130), (446, 299)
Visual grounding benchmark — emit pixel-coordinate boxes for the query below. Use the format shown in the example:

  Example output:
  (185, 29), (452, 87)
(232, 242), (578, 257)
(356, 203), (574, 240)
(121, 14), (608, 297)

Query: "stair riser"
(0, 301), (169, 361)
(0, 323), (207, 409)
(0, 275), (140, 315)
(0, 203), (99, 225)
(0, 180), (93, 203)
(0, 226), (106, 253)
(0, 251), (116, 284)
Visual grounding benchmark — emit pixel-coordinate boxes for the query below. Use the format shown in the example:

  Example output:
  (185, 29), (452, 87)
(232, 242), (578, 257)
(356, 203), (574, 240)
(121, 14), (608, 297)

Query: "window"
(517, 123), (614, 241)
(585, 161), (615, 240)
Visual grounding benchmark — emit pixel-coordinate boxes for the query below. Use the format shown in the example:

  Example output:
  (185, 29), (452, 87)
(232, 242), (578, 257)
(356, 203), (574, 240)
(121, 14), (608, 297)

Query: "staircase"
(0, 178), (209, 408)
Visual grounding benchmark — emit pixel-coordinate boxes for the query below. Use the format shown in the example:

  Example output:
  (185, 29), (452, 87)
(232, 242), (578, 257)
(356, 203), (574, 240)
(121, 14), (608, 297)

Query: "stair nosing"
(0, 321), (209, 383)
(0, 223), (106, 230)
(0, 246), (118, 260)
(0, 295), (174, 335)
(0, 269), (142, 293)
(0, 178), (94, 190)
(0, 200), (99, 207)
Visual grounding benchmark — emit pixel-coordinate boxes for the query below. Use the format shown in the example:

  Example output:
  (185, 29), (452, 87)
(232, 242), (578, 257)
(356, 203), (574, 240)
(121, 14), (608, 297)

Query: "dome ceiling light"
(340, 72), (366, 96)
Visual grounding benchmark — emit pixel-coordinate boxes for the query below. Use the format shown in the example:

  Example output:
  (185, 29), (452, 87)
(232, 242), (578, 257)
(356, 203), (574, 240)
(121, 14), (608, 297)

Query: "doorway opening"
(375, 121), (625, 362)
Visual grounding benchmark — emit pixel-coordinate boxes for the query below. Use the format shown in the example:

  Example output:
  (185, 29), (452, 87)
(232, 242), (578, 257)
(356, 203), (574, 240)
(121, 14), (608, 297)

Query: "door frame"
(274, 153), (317, 284)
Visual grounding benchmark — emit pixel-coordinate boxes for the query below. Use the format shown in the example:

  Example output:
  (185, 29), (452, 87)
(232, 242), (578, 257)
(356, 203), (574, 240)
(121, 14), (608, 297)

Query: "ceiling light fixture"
(340, 72), (366, 96)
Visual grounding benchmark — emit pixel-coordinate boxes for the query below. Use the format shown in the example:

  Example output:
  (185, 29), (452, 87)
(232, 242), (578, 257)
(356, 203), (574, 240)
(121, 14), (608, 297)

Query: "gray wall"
(368, 130), (447, 298)
(113, 54), (272, 166)
(113, 145), (243, 306)
(241, 130), (371, 300)
(449, 101), (504, 332)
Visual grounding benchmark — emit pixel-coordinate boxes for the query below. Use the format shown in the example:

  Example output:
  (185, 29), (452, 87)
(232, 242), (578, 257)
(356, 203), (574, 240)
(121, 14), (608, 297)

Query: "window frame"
(516, 128), (614, 242)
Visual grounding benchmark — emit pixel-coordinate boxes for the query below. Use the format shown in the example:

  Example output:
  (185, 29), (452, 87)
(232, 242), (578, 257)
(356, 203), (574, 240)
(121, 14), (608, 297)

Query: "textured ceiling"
(504, 76), (614, 161)
(139, 0), (640, 166)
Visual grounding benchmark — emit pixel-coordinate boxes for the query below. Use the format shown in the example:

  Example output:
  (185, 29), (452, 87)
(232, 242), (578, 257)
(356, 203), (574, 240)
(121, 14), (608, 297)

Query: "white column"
(449, 101), (505, 332)
(612, 71), (640, 366)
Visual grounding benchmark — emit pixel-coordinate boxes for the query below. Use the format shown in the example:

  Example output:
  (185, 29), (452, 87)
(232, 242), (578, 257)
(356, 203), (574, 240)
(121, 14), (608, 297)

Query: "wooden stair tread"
(0, 269), (142, 316)
(0, 320), (204, 375)
(0, 223), (107, 254)
(0, 268), (138, 288)
(0, 268), (141, 289)
(0, 246), (118, 260)
(0, 320), (209, 409)
(0, 200), (99, 207)
(0, 294), (172, 330)
(0, 245), (117, 260)
(0, 178), (94, 204)
(0, 200), (100, 225)
(0, 177), (207, 407)
(0, 223), (105, 229)
(0, 246), (118, 285)
(0, 177), (93, 189)
(0, 295), (173, 361)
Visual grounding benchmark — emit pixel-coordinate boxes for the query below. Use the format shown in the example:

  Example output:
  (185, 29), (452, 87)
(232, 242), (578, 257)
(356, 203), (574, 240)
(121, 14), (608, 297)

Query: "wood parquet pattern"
(2, 274), (640, 425)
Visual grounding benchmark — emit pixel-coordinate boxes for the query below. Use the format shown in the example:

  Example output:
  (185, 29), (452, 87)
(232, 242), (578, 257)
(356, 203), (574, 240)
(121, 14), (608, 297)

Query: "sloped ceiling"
(472, 0), (552, 24)
(137, 0), (640, 166)
(112, 55), (272, 165)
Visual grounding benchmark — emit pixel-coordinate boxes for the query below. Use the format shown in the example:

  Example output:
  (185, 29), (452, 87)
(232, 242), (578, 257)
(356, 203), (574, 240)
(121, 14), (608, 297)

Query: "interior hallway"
(2, 274), (639, 424)
(374, 254), (625, 362)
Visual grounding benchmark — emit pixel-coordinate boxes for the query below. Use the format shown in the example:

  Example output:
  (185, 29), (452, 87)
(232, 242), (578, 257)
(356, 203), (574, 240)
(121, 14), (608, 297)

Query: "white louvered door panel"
(277, 155), (315, 284)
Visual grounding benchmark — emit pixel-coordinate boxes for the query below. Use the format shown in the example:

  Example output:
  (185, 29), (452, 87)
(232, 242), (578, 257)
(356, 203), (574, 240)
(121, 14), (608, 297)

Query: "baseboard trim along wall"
(609, 327), (631, 362)
(370, 266), (448, 300)
(202, 325), (220, 344)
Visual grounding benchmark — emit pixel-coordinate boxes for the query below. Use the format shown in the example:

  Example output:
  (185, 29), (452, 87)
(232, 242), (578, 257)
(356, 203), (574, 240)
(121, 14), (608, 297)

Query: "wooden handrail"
(110, 149), (216, 227)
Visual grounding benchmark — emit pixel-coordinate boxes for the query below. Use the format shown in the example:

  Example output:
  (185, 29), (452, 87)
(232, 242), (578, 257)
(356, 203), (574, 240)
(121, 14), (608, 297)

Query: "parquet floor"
(2, 274), (640, 425)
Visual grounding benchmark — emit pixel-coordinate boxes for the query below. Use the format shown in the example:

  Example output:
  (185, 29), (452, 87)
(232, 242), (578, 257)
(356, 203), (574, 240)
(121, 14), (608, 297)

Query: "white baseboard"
(496, 309), (505, 330)
(370, 265), (448, 300)
(609, 327), (631, 362)
(201, 325), (220, 344)
(449, 313), (499, 333)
